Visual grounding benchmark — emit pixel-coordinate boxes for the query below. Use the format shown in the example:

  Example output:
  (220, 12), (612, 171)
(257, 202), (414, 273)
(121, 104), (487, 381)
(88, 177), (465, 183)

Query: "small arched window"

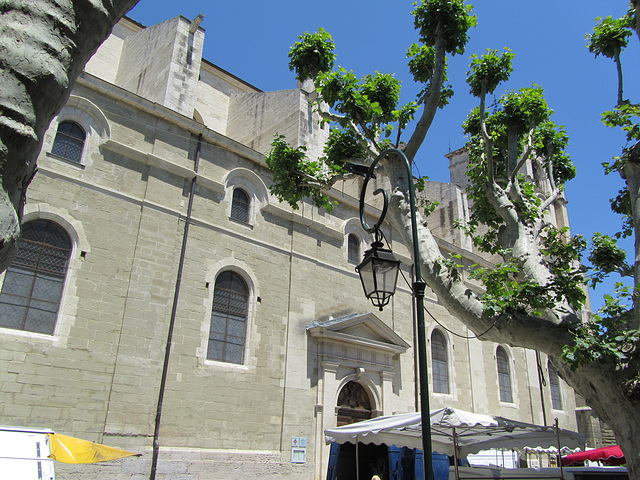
(207, 271), (249, 364)
(230, 188), (250, 224)
(548, 361), (563, 410)
(431, 330), (449, 394)
(496, 346), (513, 403)
(0, 220), (72, 334)
(51, 121), (86, 163)
(347, 234), (360, 264)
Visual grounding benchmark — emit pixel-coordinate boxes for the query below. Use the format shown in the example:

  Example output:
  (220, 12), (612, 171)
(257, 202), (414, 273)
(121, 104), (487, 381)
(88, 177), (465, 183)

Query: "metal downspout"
(149, 133), (203, 480)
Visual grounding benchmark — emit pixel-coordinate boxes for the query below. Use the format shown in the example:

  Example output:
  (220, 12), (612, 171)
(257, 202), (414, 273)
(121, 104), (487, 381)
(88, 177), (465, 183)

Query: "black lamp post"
(355, 148), (435, 480)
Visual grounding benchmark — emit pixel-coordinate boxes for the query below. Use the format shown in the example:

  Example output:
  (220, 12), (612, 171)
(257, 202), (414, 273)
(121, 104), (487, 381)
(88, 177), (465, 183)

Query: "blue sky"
(126, 1), (639, 311)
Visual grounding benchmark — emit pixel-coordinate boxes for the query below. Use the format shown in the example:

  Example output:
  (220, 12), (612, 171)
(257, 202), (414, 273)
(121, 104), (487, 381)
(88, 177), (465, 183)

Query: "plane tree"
(265, 1), (640, 476)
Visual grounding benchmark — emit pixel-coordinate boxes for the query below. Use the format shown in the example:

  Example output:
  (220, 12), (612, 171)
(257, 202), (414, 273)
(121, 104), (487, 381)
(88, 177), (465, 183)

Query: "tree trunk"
(0, 0), (139, 271)
(556, 359), (640, 479)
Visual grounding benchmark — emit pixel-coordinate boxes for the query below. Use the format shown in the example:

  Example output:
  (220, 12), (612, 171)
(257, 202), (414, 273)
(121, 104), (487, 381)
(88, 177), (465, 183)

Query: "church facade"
(0, 14), (581, 480)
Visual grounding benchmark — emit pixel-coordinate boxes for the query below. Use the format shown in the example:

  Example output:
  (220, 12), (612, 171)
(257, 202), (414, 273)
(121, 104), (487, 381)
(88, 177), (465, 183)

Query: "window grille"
(207, 271), (248, 364)
(51, 121), (85, 163)
(347, 234), (360, 264)
(497, 346), (513, 403)
(230, 188), (250, 223)
(548, 362), (563, 410)
(431, 330), (450, 394)
(0, 220), (71, 334)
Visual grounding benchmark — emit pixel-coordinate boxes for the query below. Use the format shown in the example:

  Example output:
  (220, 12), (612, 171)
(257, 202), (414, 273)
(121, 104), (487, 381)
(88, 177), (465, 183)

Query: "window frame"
(347, 233), (361, 264)
(496, 346), (513, 403)
(50, 120), (86, 164)
(207, 270), (250, 365)
(431, 329), (450, 394)
(230, 188), (251, 224)
(0, 220), (72, 335)
(548, 361), (563, 410)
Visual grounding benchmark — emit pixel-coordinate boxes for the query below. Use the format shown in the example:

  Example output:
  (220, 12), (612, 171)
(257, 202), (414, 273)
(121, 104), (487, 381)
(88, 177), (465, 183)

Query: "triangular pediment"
(306, 313), (410, 354)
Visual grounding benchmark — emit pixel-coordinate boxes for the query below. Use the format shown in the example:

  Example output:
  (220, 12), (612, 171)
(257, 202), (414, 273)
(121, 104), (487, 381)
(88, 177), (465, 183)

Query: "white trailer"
(0, 426), (55, 480)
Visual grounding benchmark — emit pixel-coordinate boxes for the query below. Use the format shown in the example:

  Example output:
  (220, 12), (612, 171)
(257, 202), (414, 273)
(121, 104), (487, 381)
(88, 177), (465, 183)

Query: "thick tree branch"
(623, 141), (640, 329)
(403, 28), (447, 163)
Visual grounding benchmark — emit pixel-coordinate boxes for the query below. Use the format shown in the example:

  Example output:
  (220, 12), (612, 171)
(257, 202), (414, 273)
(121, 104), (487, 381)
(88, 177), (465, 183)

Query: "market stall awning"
(562, 445), (625, 466)
(325, 407), (585, 457)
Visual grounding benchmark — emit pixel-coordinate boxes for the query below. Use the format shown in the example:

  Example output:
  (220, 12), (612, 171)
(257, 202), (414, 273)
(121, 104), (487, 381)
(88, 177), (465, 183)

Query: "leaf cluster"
(587, 233), (631, 287)
(563, 283), (639, 370)
(463, 87), (574, 245)
(288, 28), (336, 81)
(265, 135), (339, 211)
(466, 49), (514, 97)
(319, 69), (402, 127)
(412, 0), (476, 55)
(321, 128), (368, 167)
(586, 15), (633, 59)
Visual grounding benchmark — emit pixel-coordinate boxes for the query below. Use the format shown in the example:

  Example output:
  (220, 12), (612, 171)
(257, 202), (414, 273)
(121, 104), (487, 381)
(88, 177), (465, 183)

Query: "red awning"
(562, 445), (625, 466)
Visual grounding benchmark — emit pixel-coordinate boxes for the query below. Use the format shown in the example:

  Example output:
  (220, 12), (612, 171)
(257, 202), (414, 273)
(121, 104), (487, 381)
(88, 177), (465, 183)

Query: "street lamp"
(354, 148), (435, 480)
(355, 238), (401, 311)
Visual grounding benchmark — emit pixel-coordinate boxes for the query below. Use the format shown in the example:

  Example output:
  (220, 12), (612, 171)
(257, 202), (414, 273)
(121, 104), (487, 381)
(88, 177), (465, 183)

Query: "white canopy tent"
(325, 407), (585, 457)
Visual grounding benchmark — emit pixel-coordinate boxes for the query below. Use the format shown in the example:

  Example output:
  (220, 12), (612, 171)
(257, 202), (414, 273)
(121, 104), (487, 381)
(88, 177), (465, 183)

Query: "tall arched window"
(207, 271), (249, 364)
(496, 346), (513, 403)
(230, 188), (250, 224)
(347, 234), (360, 264)
(336, 381), (372, 426)
(431, 330), (450, 394)
(51, 120), (85, 163)
(548, 361), (563, 410)
(0, 220), (72, 334)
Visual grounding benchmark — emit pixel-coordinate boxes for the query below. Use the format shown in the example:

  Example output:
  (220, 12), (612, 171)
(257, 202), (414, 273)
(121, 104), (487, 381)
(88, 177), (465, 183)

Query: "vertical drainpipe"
(149, 133), (203, 480)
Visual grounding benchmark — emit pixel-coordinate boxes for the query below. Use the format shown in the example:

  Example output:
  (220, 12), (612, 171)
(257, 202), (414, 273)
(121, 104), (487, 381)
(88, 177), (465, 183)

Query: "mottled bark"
(0, 0), (139, 271)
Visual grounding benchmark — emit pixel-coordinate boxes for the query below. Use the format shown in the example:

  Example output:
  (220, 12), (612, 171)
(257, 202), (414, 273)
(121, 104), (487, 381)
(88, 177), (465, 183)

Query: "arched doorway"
(336, 381), (372, 426)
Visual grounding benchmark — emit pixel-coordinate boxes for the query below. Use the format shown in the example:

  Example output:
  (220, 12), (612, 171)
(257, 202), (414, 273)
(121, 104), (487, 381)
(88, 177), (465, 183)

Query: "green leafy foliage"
(318, 69), (402, 127)
(563, 283), (640, 370)
(288, 28), (336, 81)
(412, 0), (476, 55)
(321, 128), (368, 167)
(561, 7), (640, 373)
(466, 49), (514, 97)
(470, 259), (554, 317)
(588, 233), (631, 287)
(265, 135), (338, 211)
(586, 15), (633, 60)
(602, 103), (640, 144)
(463, 86), (574, 250)
(468, 227), (586, 318)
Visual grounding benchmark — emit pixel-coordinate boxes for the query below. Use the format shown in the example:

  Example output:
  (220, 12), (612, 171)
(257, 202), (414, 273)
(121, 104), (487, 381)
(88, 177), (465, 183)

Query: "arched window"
(207, 271), (249, 364)
(347, 234), (360, 264)
(548, 361), (563, 410)
(336, 381), (372, 426)
(230, 188), (250, 224)
(431, 330), (450, 394)
(0, 220), (72, 334)
(496, 346), (513, 403)
(51, 121), (85, 163)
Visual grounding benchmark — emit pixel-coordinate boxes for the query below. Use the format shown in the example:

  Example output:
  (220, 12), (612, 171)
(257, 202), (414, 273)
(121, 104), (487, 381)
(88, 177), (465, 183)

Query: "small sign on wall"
(291, 437), (307, 464)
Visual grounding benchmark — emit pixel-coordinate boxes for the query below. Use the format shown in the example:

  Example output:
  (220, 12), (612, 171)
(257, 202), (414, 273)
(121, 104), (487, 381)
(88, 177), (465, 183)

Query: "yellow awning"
(47, 432), (140, 464)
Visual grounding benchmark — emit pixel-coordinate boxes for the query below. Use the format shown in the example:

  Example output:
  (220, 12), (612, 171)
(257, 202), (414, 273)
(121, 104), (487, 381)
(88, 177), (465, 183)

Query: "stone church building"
(0, 14), (591, 480)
